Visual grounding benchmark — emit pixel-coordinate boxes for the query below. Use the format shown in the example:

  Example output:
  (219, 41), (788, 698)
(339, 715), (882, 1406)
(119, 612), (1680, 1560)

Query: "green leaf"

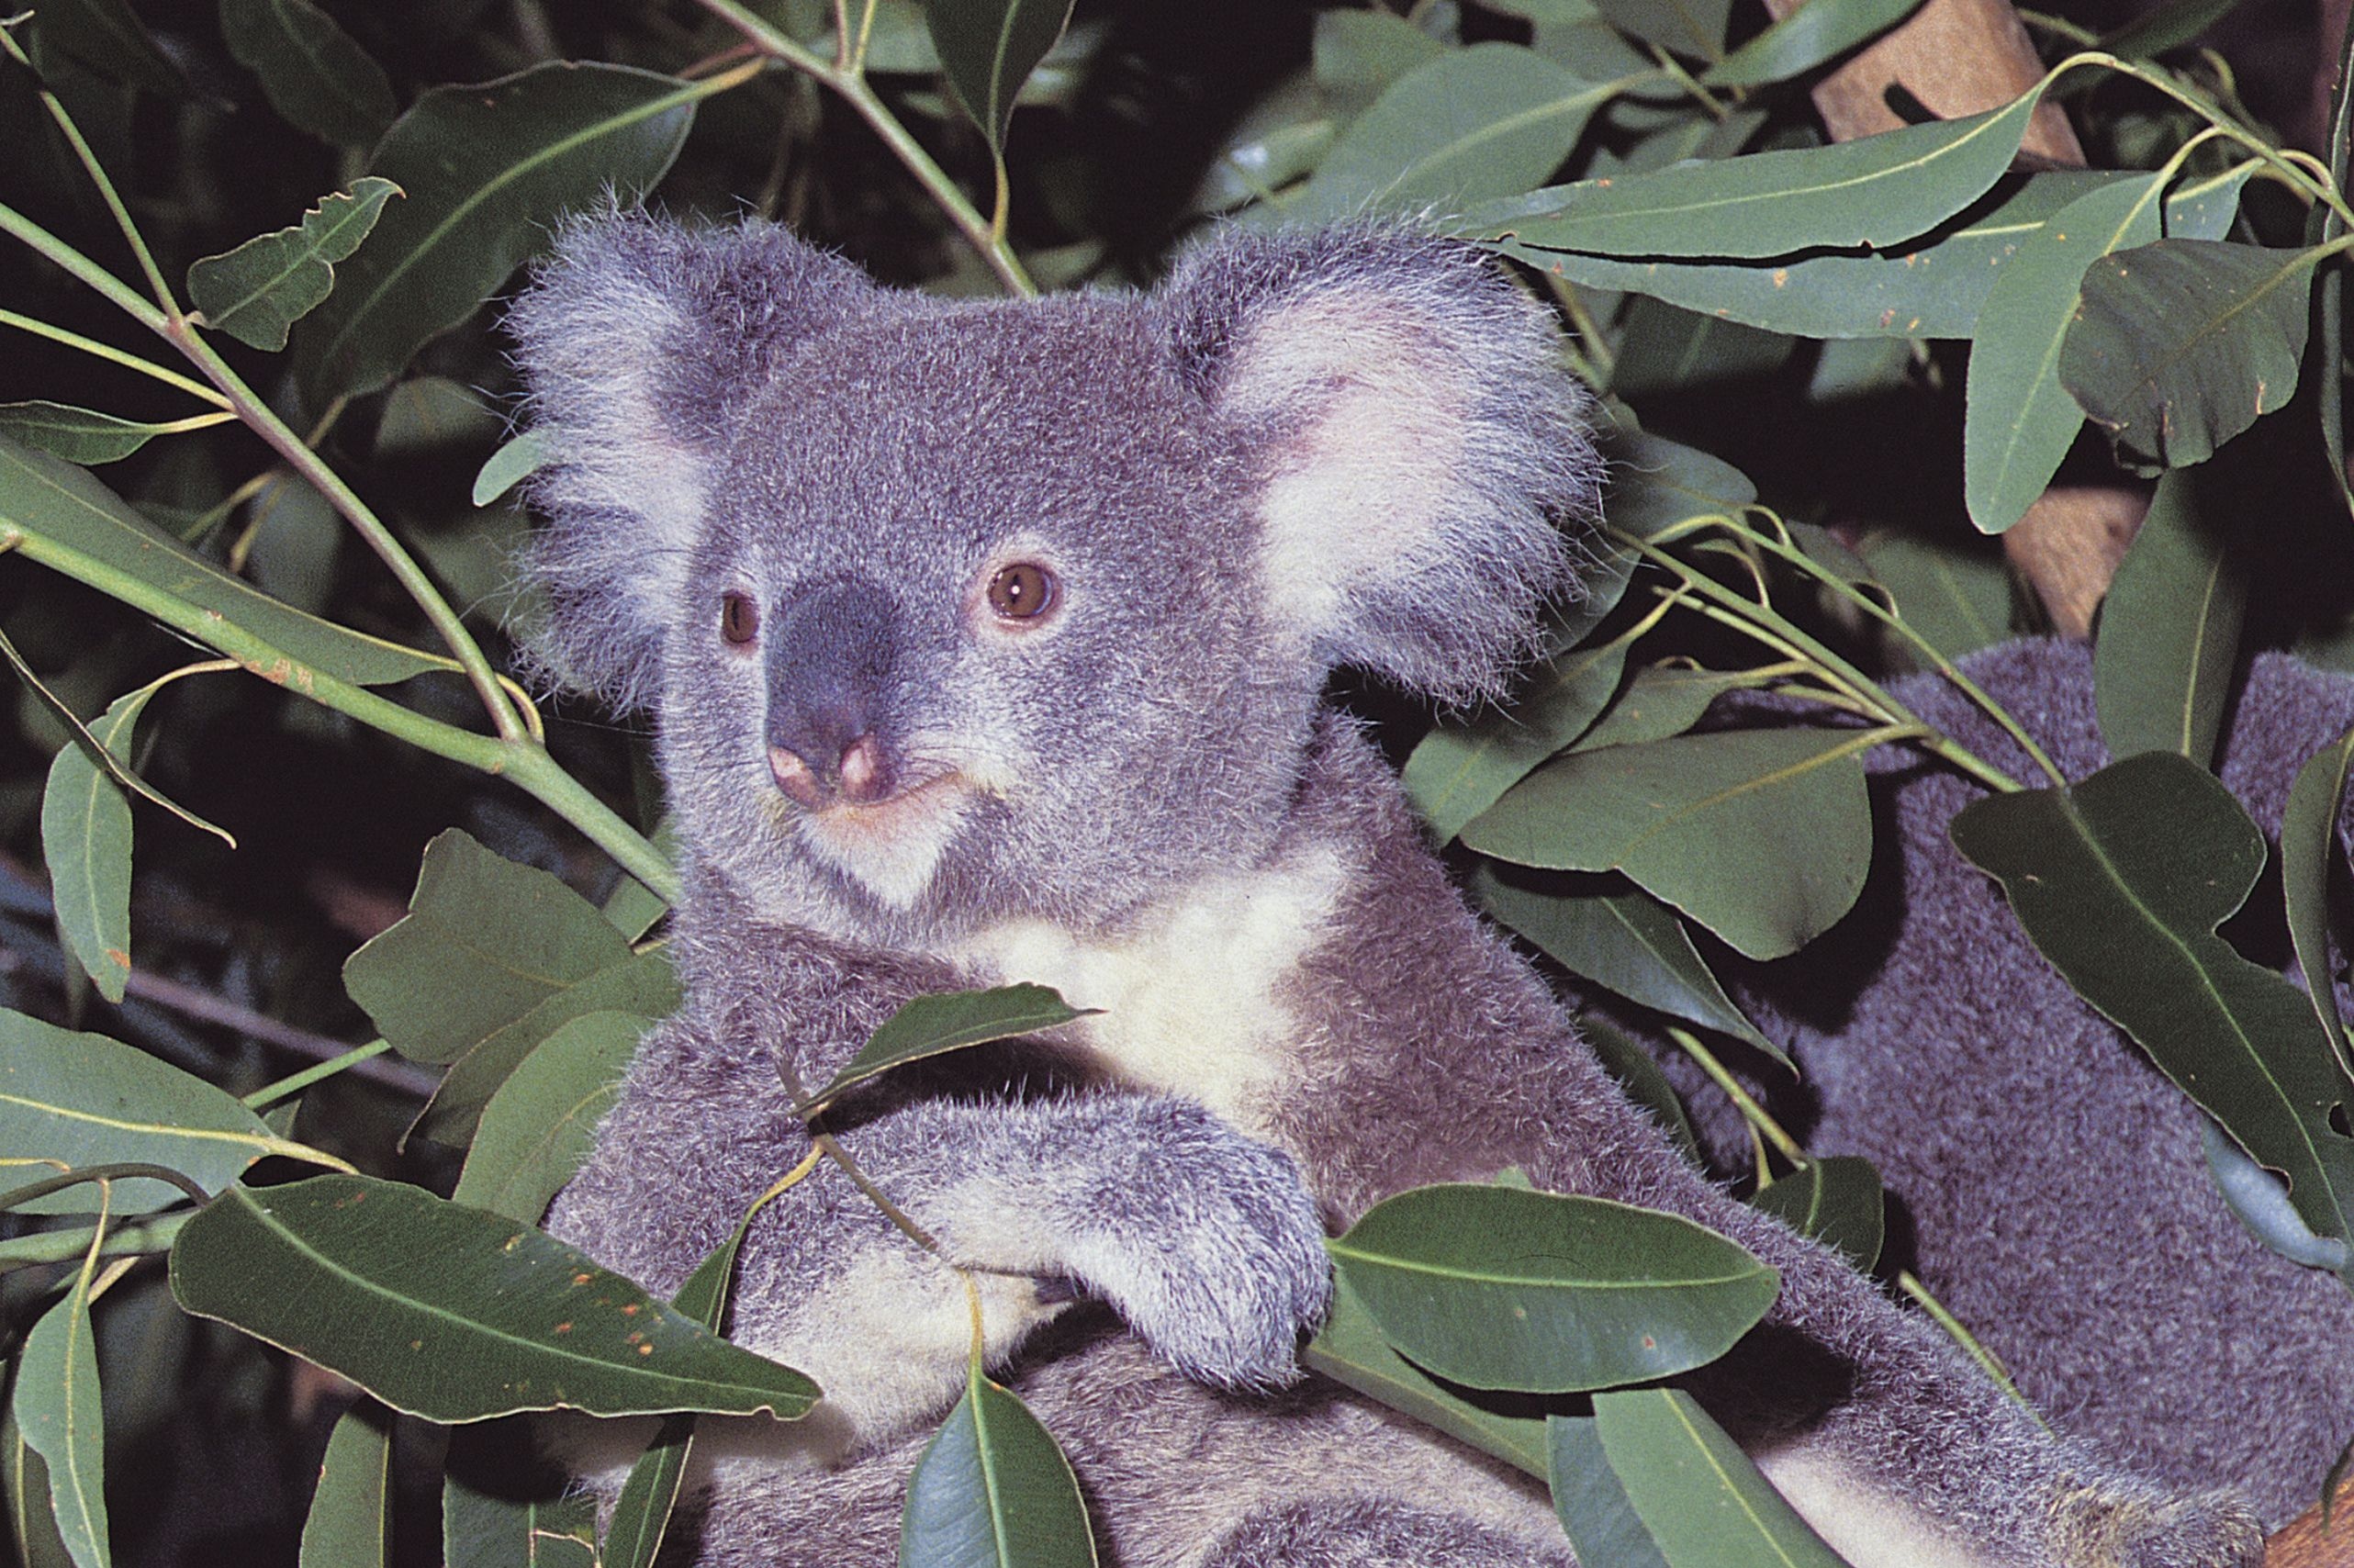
(1950, 752), (2354, 1251)
(39, 684), (150, 1002)
(168, 1173), (822, 1422)
(1749, 1158), (1883, 1269)
(0, 403), (214, 466)
(2062, 239), (2324, 470)
(443, 1434), (597, 1568)
(14, 1261), (109, 1568)
(1594, 0), (1733, 60)
(1473, 868), (1786, 1064)
(1591, 1387), (1851, 1567)
(900, 1370), (1097, 1568)
(453, 1011), (647, 1222)
(1606, 430), (1757, 540)
(1301, 1273), (1551, 1480)
(187, 179), (403, 353)
(2167, 162), (2257, 242)
(346, 830), (645, 1067)
(807, 984), (1088, 1113)
(1609, 297), (1794, 398)
(1580, 1014), (1702, 1164)
(219, 0), (398, 147)
(2092, 472), (2244, 767)
(1467, 85), (2048, 260)
(2201, 1118), (2349, 1270)
(0, 436), (454, 687)
(1462, 729), (1878, 961)
(1702, 0), (1924, 87)
(1403, 636), (1631, 845)
(1548, 1416), (1671, 1568)
(1855, 531), (2014, 664)
(1283, 45), (1620, 223)
(1312, 8), (1446, 116)
(2099, 0), (2248, 59)
(5, 1395), (76, 1568)
(26, 0), (185, 97)
(1964, 174), (2167, 533)
(920, 0), (1077, 154)
(1572, 665), (1773, 754)
(0, 1009), (307, 1215)
(295, 63), (701, 405)
(1327, 1183), (1778, 1394)
(297, 1403), (392, 1568)
(472, 429), (554, 506)
(2281, 723), (2354, 1078)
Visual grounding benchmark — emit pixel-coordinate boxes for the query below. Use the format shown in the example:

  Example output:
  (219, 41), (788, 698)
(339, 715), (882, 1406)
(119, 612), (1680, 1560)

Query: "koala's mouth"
(794, 771), (974, 910)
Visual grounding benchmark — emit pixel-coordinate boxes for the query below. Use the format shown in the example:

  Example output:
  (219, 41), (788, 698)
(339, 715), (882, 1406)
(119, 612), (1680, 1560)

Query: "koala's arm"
(546, 932), (1328, 1455)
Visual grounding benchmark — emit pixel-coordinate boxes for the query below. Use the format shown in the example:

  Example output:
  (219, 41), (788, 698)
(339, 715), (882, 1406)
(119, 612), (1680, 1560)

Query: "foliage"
(2, 0), (2352, 1563)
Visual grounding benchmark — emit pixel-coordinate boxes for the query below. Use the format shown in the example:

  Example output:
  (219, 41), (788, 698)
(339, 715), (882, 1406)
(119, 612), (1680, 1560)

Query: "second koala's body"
(516, 217), (2264, 1566)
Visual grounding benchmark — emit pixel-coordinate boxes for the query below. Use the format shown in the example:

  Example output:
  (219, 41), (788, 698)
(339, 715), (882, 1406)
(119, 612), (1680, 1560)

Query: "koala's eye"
(986, 563), (1057, 622)
(720, 591), (760, 646)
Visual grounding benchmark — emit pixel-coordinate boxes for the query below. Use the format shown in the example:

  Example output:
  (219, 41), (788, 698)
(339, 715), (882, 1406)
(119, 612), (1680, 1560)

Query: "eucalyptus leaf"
(2062, 240), (2324, 470)
(919, 0), (1077, 153)
(0, 403), (206, 466)
(2092, 471), (2244, 767)
(453, 1010), (649, 1222)
(473, 429), (553, 506)
(297, 1403), (392, 1568)
(900, 1372), (1098, 1568)
(1592, 1387), (1851, 1567)
(1572, 665), (1772, 753)
(1964, 174), (2166, 534)
(1312, 9), (1445, 116)
(1950, 752), (2354, 1251)
(1594, 0), (1734, 61)
(168, 1174), (822, 1422)
(1749, 1158), (1884, 1268)
(26, 0), (185, 97)
(0, 1009), (302, 1215)
(296, 63), (701, 404)
(0, 436), (454, 687)
(40, 681), (155, 1002)
(1701, 0), (1924, 87)
(1855, 531), (2014, 664)
(1580, 1013), (1702, 1163)
(2100, 0), (2248, 59)
(1472, 867), (1786, 1063)
(2201, 1118), (2349, 1270)
(808, 983), (1088, 1113)
(2284, 724), (2354, 1076)
(1606, 430), (1758, 540)
(1548, 1415), (1670, 1568)
(219, 0), (398, 147)
(4, 1398), (75, 1568)
(14, 1270), (108, 1568)
(1328, 1183), (1778, 1393)
(188, 179), (403, 353)
(1462, 728), (1878, 961)
(443, 1453), (596, 1568)
(1403, 635), (1631, 844)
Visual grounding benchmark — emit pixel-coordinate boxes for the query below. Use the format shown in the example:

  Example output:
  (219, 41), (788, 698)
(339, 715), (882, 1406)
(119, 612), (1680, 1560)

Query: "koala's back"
(1724, 639), (2354, 1527)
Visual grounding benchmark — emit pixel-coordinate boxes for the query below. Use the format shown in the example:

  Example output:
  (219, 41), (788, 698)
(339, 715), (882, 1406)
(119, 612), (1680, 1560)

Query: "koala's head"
(508, 215), (1598, 946)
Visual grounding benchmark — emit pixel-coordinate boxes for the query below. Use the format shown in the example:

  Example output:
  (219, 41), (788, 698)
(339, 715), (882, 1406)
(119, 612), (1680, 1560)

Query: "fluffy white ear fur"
(1166, 226), (1601, 703)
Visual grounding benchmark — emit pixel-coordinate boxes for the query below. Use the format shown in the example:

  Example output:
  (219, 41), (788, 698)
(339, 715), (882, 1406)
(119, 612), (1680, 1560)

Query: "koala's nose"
(765, 577), (902, 809)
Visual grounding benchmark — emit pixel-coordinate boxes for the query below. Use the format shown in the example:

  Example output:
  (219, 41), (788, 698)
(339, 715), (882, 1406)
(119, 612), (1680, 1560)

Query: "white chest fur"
(944, 844), (1351, 1131)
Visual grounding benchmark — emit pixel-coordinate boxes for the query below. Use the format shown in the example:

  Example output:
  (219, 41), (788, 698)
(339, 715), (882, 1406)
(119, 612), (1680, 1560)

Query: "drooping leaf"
(453, 1011), (649, 1222)
(5, 1395), (76, 1568)
(0, 403), (219, 466)
(920, 0), (1077, 154)
(1950, 752), (2354, 1251)
(1593, 0), (1734, 61)
(1702, 0), (1924, 87)
(14, 1259), (109, 1568)
(900, 1370), (1097, 1568)
(1592, 1387), (1852, 1567)
(39, 683), (150, 1002)
(25, 0), (185, 97)
(1548, 1416), (1671, 1568)
(807, 984), (1087, 1114)
(1404, 635), (1631, 844)
(219, 0), (398, 147)
(1749, 1158), (1884, 1269)
(443, 1434), (597, 1568)
(0, 437), (454, 687)
(1609, 297), (1795, 398)
(241, 475), (342, 614)
(1467, 85), (2048, 261)
(1473, 868), (1785, 1064)
(169, 1173), (821, 1422)
(1579, 1014), (1702, 1164)
(2201, 1119), (2349, 1270)
(472, 428), (553, 507)
(2284, 724), (2354, 1077)
(1311, 8), (1446, 116)
(1462, 729), (1878, 961)
(1964, 174), (2166, 533)
(1606, 430), (1758, 540)
(2092, 472), (2244, 767)
(295, 63), (701, 404)
(0, 1010), (310, 1215)
(1283, 45), (1622, 223)
(2167, 162), (2257, 242)
(2099, 0), (2249, 58)
(1303, 1273), (1551, 1480)
(2062, 239), (2324, 470)
(188, 179), (403, 352)
(297, 1403), (392, 1568)
(1572, 665), (1775, 754)
(1328, 1183), (1778, 1394)
(1855, 531), (2014, 664)
(1192, 76), (1336, 212)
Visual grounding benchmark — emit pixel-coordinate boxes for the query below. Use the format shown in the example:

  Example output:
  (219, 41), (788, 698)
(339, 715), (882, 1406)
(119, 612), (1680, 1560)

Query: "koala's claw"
(2048, 1485), (2265, 1568)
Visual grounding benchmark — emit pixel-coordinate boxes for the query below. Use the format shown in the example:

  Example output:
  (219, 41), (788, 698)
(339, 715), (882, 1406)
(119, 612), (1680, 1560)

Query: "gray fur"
(516, 216), (2263, 1566)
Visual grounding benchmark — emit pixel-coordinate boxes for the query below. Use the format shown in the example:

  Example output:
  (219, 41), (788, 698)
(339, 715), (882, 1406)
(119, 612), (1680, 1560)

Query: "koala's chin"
(510, 213), (2291, 1568)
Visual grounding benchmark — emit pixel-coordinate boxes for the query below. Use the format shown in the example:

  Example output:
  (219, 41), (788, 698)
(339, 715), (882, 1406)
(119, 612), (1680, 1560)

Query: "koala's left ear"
(1160, 226), (1600, 703)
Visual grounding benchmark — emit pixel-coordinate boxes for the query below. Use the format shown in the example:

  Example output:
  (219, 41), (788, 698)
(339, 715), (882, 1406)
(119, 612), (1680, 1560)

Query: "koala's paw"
(1066, 1112), (1333, 1393)
(2047, 1485), (2264, 1568)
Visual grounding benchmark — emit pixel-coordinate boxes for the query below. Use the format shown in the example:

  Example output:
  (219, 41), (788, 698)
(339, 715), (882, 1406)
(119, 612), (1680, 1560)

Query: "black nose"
(764, 577), (901, 806)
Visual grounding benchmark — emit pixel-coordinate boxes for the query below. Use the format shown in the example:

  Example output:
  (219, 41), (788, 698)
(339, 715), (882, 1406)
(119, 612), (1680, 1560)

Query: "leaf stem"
(1665, 1026), (1805, 1163)
(1897, 1270), (2043, 1417)
(242, 1039), (395, 1109)
(0, 25), (174, 313)
(689, 0), (1037, 297)
(0, 1213), (187, 1273)
(0, 309), (231, 408)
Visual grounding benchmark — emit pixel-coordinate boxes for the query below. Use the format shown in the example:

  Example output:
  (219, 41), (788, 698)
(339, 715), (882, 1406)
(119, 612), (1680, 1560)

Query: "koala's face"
(658, 298), (1317, 944)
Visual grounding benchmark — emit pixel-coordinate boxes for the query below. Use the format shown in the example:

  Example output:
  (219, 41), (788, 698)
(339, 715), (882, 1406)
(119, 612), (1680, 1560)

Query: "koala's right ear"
(505, 213), (872, 709)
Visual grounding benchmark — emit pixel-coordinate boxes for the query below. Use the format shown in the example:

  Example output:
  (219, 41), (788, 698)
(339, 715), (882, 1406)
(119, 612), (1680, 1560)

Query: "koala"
(1668, 637), (2354, 1535)
(507, 215), (2265, 1568)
